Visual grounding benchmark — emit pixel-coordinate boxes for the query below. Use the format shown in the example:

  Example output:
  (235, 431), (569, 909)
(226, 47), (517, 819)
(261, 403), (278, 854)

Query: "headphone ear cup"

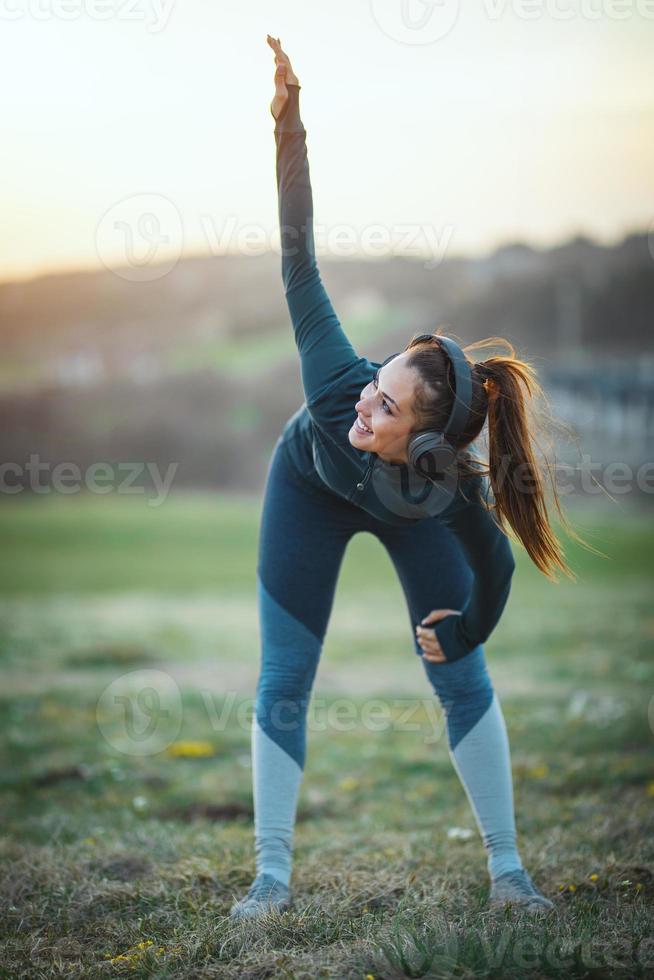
(408, 431), (438, 470)
(408, 431), (456, 478)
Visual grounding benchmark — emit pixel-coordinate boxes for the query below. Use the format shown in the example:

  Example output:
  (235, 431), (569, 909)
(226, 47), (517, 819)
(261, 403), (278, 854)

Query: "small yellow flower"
(636, 883), (643, 892)
(338, 776), (359, 792)
(166, 740), (215, 758)
(646, 781), (654, 797)
(365, 974), (375, 980)
(568, 884), (576, 892)
(589, 873), (599, 881)
(528, 764), (549, 779)
(108, 938), (160, 965)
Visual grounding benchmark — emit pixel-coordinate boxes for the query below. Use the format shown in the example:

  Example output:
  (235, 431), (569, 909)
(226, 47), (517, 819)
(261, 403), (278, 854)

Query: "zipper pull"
(356, 454), (375, 492)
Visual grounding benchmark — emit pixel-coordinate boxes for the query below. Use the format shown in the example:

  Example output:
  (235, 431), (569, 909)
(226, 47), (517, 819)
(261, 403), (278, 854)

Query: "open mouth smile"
(354, 416), (373, 435)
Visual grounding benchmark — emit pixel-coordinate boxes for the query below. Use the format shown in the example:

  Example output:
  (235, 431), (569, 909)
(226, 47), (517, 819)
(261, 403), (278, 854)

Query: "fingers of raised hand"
(267, 35), (294, 67)
(267, 35), (285, 58)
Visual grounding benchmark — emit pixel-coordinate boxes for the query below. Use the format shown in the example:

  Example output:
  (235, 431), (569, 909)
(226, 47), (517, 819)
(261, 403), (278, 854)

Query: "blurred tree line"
(0, 231), (652, 492)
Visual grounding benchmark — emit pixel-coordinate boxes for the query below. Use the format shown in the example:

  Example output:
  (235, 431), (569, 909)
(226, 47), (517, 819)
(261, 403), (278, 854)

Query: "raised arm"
(267, 36), (360, 408)
(431, 477), (517, 662)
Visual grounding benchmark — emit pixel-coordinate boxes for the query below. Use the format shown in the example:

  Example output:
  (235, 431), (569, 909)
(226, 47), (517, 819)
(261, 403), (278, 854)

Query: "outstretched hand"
(266, 35), (299, 121)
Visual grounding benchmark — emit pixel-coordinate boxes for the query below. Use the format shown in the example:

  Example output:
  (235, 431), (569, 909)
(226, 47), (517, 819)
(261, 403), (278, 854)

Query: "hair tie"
(475, 363), (499, 403)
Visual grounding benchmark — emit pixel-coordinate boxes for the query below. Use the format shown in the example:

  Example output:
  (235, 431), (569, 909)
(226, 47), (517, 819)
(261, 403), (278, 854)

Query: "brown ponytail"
(404, 329), (607, 583)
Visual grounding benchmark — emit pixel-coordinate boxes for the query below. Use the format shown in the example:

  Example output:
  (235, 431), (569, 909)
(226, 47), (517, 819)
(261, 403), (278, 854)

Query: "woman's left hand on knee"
(415, 608), (462, 663)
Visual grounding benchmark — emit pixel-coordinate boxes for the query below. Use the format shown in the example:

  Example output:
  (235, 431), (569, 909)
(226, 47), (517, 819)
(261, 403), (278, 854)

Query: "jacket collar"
(356, 451), (409, 494)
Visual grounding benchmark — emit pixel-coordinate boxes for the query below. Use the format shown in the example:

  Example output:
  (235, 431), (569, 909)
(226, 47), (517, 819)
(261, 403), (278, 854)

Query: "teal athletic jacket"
(273, 83), (516, 663)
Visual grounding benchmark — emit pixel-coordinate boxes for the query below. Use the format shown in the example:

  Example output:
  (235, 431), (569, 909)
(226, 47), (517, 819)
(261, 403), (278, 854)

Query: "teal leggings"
(252, 434), (524, 886)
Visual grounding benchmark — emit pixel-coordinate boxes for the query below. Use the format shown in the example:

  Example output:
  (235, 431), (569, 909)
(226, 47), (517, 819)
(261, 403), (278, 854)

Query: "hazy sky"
(2, 0), (653, 284)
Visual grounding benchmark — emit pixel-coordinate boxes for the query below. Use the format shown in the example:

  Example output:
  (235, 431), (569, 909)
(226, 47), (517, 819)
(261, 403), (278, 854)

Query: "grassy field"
(0, 492), (653, 978)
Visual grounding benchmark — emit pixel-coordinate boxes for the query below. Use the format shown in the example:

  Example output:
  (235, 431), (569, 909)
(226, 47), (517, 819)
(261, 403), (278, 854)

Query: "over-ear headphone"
(380, 335), (474, 481)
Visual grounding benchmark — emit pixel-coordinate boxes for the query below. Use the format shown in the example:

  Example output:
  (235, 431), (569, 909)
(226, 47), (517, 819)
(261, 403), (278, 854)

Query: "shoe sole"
(489, 898), (556, 914)
(229, 898), (294, 921)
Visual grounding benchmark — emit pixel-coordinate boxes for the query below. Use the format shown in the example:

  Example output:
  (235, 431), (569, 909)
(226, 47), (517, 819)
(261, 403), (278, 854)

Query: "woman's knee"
(257, 659), (318, 701)
(421, 646), (496, 749)
(422, 645), (494, 703)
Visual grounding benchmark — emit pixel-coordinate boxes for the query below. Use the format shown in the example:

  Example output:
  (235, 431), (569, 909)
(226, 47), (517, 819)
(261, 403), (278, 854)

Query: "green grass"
(0, 493), (653, 978)
(0, 493), (259, 595)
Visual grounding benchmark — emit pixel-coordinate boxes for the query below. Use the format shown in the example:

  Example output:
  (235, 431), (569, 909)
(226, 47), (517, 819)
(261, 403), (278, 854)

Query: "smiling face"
(347, 352), (420, 464)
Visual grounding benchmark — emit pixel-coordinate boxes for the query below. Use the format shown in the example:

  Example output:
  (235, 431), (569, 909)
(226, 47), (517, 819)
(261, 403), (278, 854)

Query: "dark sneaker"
(489, 868), (556, 913)
(229, 872), (293, 921)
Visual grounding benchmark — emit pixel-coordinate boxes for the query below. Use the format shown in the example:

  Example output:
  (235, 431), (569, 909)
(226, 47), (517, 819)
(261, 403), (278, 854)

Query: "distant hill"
(0, 230), (651, 393)
(0, 230), (652, 491)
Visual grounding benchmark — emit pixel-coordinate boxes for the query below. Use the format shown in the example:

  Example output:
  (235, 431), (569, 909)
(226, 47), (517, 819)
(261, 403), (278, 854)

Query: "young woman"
(230, 36), (582, 921)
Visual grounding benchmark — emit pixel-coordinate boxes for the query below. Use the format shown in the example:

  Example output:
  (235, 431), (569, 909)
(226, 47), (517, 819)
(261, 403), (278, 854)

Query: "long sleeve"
(274, 85), (360, 408)
(431, 479), (517, 662)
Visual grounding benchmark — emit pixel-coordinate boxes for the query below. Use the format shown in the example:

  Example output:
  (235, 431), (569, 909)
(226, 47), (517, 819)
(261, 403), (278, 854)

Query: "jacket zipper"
(355, 453), (375, 493)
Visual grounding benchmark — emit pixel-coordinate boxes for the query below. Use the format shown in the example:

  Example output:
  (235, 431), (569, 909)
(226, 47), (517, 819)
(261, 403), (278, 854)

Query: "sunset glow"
(2, 0), (653, 283)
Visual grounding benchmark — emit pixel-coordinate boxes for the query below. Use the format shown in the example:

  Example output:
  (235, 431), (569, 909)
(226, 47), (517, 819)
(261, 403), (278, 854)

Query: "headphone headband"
(434, 335), (473, 440)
